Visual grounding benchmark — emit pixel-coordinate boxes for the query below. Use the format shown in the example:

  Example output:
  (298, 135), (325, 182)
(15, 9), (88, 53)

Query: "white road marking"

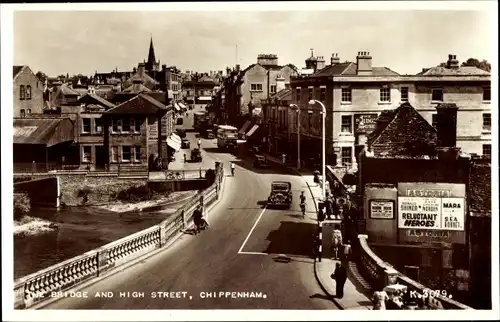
(238, 251), (269, 255)
(237, 206), (267, 254)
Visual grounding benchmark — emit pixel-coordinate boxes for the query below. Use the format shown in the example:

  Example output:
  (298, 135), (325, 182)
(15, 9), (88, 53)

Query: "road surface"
(40, 116), (337, 310)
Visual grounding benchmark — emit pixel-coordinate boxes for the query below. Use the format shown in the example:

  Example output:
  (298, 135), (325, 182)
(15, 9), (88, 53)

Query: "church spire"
(146, 36), (157, 71)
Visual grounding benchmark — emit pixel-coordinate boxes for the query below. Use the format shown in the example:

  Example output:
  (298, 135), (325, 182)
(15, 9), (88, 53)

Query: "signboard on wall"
(148, 117), (158, 140)
(354, 114), (378, 134)
(369, 199), (395, 219)
(398, 182), (466, 244)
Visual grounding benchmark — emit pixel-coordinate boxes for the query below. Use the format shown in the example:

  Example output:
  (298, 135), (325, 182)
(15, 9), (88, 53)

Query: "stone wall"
(58, 175), (145, 206)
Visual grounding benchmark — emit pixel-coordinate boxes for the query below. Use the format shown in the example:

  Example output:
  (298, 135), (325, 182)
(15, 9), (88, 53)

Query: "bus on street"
(217, 125), (238, 149)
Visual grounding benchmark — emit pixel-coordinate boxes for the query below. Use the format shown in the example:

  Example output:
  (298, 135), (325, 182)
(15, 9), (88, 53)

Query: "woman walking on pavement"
(331, 262), (347, 299)
(332, 227), (343, 260)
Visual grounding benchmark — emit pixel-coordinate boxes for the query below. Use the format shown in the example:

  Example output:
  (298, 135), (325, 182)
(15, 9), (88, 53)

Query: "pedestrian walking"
(372, 290), (389, 310)
(197, 138), (201, 149)
(325, 193), (332, 220)
(317, 207), (325, 222)
(332, 228), (343, 260)
(343, 240), (352, 262)
(184, 153), (187, 163)
(281, 153), (286, 165)
(330, 263), (347, 298)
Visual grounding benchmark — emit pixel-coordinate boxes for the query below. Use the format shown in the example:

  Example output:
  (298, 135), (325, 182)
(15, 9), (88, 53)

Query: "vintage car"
(206, 129), (215, 139)
(181, 138), (191, 149)
(267, 181), (293, 208)
(253, 154), (269, 168)
(191, 148), (202, 162)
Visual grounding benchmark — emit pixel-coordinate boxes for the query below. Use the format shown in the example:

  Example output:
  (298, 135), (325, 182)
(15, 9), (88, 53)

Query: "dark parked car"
(267, 181), (292, 209)
(176, 117), (184, 125)
(181, 138), (190, 149)
(191, 148), (202, 162)
(206, 129), (215, 139)
(253, 155), (269, 168)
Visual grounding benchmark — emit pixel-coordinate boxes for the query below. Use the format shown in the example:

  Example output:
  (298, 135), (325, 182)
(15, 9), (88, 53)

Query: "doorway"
(95, 145), (107, 170)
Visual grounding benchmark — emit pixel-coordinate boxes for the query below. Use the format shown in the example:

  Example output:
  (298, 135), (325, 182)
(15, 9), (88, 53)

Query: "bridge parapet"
(357, 234), (473, 310)
(14, 163), (224, 309)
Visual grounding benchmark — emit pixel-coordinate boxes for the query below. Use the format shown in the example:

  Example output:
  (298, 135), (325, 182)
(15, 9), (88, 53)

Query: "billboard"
(397, 183), (466, 244)
(354, 114), (378, 134)
(369, 199), (395, 219)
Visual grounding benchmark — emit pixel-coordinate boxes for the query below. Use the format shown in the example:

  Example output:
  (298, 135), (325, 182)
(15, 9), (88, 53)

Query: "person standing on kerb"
(331, 262), (347, 299)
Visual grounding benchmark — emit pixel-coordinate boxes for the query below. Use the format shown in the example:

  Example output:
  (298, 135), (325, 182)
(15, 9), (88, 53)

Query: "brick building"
(101, 94), (174, 172)
(358, 102), (491, 308)
(13, 65), (44, 118)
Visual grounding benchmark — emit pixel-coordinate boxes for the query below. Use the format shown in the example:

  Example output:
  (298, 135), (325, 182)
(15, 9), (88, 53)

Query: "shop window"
(341, 146), (352, 165)
(82, 146), (92, 162)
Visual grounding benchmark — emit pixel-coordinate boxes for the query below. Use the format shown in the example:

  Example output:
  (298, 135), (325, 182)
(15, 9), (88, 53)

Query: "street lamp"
(289, 103), (301, 170)
(309, 99), (327, 201)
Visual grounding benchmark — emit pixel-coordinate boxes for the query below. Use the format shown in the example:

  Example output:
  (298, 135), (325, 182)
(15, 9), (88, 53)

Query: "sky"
(11, 4), (496, 77)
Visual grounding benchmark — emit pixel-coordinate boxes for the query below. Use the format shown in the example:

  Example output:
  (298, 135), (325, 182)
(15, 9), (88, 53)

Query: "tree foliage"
(36, 71), (47, 82)
(438, 58), (491, 72)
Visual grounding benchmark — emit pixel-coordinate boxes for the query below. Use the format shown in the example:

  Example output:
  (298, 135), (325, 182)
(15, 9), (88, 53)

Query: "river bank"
(13, 190), (199, 279)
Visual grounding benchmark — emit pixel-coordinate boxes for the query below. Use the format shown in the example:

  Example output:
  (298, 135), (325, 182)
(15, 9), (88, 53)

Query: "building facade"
(102, 94), (171, 171)
(13, 65), (44, 118)
(182, 77), (218, 104)
(286, 52), (491, 168)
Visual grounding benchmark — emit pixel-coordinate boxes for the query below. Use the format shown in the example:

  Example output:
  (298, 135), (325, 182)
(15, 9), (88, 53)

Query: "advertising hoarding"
(397, 183), (466, 244)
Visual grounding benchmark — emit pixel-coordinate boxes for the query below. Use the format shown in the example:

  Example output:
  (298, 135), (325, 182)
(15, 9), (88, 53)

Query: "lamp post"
(289, 104), (301, 170)
(309, 100), (326, 201)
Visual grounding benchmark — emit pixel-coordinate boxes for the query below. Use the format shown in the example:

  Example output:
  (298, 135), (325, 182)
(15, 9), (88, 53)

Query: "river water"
(14, 207), (177, 280)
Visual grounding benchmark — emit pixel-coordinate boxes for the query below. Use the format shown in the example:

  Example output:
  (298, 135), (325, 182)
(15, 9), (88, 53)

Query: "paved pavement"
(40, 138), (339, 309)
(262, 153), (373, 310)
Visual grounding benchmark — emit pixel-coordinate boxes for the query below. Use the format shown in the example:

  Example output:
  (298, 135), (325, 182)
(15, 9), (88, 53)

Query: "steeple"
(146, 36), (158, 72)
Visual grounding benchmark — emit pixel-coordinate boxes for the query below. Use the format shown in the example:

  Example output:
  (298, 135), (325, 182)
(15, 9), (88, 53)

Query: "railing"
(14, 163), (225, 309)
(14, 162), (80, 174)
(357, 235), (473, 310)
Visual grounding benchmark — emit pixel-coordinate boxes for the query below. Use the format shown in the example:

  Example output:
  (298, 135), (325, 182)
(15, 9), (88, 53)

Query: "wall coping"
(358, 234), (473, 309)
(14, 164), (223, 289)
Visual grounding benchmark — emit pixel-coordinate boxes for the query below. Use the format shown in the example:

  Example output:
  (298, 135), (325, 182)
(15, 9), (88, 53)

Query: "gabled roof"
(311, 62), (400, 78)
(367, 102), (438, 158)
(416, 66), (490, 76)
(77, 93), (116, 109)
(59, 84), (81, 96)
(270, 88), (292, 101)
(13, 118), (74, 146)
(122, 83), (152, 93)
(104, 93), (168, 115)
(13, 66), (25, 78)
(122, 73), (158, 90)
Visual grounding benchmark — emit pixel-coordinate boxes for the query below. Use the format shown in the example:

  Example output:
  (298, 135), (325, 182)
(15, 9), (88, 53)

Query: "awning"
(239, 120), (251, 134)
(173, 102), (182, 111)
(167, 138), (181, 151)
(13, 118), (74, 147)
(247, 125), (259, 137)
(171, 133), (181, 143)
(178, 102), (188, 110)
(198, 96), (212, 101)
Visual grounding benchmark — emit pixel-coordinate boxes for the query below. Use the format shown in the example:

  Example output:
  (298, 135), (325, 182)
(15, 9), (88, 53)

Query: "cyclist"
(299, 191), (306, 217)
(230, 162), (235, 176)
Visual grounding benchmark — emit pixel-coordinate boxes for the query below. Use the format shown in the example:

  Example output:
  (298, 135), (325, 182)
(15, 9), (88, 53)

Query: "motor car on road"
(267, 181), (293, 209)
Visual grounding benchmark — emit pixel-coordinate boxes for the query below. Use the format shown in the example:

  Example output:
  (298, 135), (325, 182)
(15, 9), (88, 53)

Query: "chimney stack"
(435, 103), (459, 158)
(331, 53), (340, 65)
(316, 56), (326, 70)
(138, 63), (146, 77)
(162, 64), (167, 71)
(235, 64), (241, 72)
(446, 54), (459, 69)
(356, 51), (372, 75)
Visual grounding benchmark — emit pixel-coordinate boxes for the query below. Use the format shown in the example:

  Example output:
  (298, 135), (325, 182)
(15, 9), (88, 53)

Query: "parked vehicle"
(181, 138), (190, 149)
(175, 128), (186, 139)
(253, 155), (269, 168)
(267, 181), (293, 209)
(176, 117), (184, 125)
(190, 148), (202, 162)
(217, 125), (238, 149)
(206, 129), (215, 139)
